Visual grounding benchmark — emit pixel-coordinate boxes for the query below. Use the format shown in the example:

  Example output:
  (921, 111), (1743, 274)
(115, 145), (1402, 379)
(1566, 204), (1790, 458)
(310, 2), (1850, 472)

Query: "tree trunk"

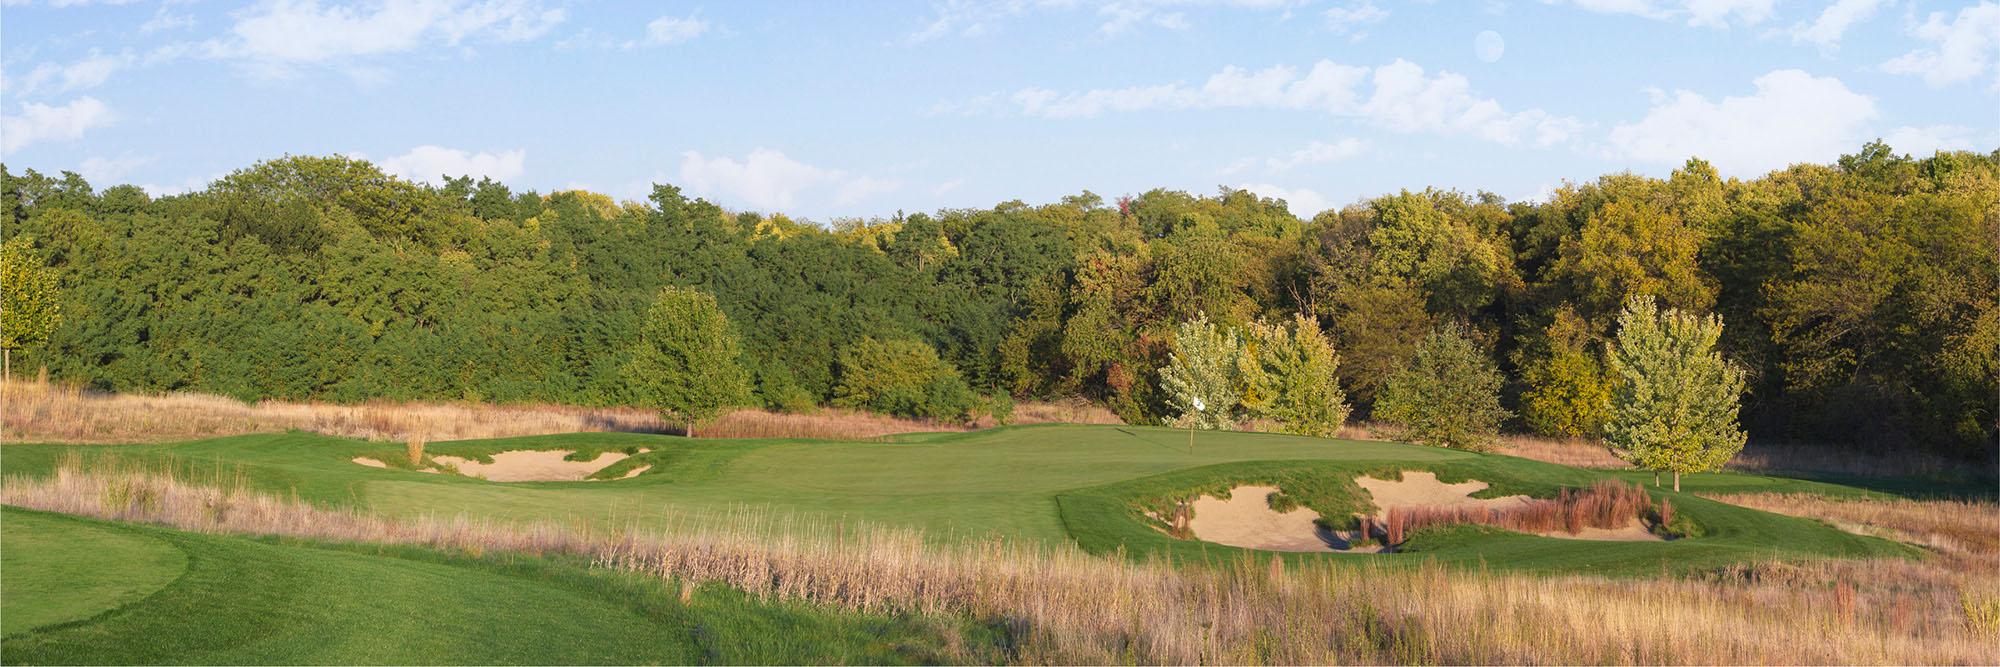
(1653, 471), (1660, 487)
(1673, 471), (1681, 492)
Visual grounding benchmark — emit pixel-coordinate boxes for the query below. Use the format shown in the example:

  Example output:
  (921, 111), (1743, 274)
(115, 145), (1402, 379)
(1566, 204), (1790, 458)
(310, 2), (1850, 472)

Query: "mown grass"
(1055, 453), (1917, 576)
(0, 506), (1004, 665)
(0, 510), (187, 637)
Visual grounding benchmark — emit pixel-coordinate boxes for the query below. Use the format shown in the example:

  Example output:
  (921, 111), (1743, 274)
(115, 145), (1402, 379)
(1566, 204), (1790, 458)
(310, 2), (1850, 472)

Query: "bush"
(1375, 323), (1511, 450)
(832, 337), (980, 421)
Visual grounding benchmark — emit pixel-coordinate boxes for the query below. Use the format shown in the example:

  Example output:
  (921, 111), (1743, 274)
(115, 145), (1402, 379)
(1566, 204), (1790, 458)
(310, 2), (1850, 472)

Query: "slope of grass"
(1055, 453), (1917, 577)
(0, 510), (187, 637)
(0, 506), (1001, 665)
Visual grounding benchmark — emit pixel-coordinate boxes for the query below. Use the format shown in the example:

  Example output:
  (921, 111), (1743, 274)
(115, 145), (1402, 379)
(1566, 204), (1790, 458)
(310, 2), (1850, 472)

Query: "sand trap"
(352, 457), (388, 468)
(398, 448), (651, 482)
(1181, 472), (1662, 552)
(1354, 471), (1533, 517)
(1185, 486), (1387, 553)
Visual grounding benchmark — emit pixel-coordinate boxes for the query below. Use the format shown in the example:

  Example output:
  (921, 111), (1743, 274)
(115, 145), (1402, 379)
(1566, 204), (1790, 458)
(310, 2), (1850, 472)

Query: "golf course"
(5, 423), (1974, 664)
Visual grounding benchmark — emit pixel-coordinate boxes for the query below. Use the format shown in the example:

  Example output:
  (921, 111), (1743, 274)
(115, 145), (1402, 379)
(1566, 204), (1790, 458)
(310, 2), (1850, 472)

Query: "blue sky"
(2, 0), (1995, 220)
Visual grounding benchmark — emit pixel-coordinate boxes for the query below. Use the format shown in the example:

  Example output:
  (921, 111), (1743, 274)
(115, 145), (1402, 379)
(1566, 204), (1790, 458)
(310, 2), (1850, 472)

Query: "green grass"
(0, 506), (1003, 665)
(1052, 452), (1917, 576)
(0, 509), (187, 637)
(0, 424), (1918, 579)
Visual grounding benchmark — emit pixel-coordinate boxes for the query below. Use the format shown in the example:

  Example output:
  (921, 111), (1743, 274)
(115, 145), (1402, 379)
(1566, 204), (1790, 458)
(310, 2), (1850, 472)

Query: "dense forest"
(1, 142), (1994, 459)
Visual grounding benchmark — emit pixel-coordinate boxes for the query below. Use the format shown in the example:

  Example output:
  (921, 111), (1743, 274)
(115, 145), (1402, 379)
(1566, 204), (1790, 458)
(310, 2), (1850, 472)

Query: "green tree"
(831, 336), (979, 422)
(621, 285), (750, 436)
(1243, 313), (1350, 437)
(1, 236), (61, 378)
(1605, 296), (1747, 491)
(1159, 312), (1247, 430)
(1376, 323), (1510, 450)
(1519, 309), (1611, 440)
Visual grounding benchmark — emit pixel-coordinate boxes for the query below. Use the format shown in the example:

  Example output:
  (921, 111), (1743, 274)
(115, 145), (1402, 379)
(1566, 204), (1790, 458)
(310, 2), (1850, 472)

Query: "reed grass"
(4, 458), (1992, 665)
(0, 376), (1119, 444)
(1372, 479), (1654, 544)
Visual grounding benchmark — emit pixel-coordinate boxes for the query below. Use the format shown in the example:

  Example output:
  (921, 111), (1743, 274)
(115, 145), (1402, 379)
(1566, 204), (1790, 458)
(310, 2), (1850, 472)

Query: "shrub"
(1243, 313), (1351, 438)
(832, 337), (980, 422)
(1375, 323), (1510, 450)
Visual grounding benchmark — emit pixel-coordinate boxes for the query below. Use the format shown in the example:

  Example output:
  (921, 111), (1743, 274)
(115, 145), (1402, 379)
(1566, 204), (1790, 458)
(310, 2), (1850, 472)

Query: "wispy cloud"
(1879, 2), (2000, 89)
(937, 59), (1583, 148)
(1, 96), (115, 154)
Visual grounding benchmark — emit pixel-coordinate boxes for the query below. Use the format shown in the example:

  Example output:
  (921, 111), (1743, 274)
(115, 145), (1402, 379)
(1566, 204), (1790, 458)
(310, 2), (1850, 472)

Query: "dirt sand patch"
(1185, 486), (1387, 553)
(1354, 471), (1533, 517)
(425, 449), (651, 482)
(352, 457), (389, 468)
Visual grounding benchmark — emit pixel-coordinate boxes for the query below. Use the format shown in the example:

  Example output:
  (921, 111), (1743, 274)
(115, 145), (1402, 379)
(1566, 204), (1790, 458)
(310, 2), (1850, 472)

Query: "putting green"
(1, 510), (187, 637)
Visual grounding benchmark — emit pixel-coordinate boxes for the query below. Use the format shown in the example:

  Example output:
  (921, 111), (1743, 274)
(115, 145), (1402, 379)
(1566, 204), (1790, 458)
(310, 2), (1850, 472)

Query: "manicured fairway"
(0, 510), (186, 637)
(0, 507), (999, 665)
(0, 424), (1913, 576)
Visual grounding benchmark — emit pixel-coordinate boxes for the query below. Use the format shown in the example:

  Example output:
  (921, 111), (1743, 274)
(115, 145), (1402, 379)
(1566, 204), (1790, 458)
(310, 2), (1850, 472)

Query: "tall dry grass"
(1369, 480), (1654, 544)
(0, 376), (1120, 444)
(1491, 432), (1974, 479)
(4, 460), (1993, 665)
(1703, 493), (2000, 570)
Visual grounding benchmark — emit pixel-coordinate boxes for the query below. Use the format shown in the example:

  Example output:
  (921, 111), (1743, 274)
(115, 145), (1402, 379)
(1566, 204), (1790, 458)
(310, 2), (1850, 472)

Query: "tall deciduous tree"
(1605, 295), (1747, 491)
(1376, 323), (1509, 450)
(622, 285), (749, 436)
(1, 235), (61, 378)
(1159, 312), (1247, 430)
(1243, 313), (1350, 438)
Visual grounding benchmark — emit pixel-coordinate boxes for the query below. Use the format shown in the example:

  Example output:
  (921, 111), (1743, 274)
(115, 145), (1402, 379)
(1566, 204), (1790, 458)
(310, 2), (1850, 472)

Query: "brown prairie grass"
(1367, 480), (1653, 544)
(1491, 432), (1972, 479)
(0, 376), (1120, 444)
(4, 460), (1994, 665)
(1702, 493), (2000, 568)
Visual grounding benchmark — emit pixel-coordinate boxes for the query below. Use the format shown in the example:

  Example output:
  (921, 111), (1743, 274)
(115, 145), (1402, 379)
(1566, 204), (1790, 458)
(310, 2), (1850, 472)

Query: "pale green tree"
(1, 236), (61, 379)
(1604, 295), (1747, 491)
(1243, 313), (1350, 438)
(622, 285), (750, 437)
(1376, 323), (1510, 450)
(1159, 312), (1247, 430)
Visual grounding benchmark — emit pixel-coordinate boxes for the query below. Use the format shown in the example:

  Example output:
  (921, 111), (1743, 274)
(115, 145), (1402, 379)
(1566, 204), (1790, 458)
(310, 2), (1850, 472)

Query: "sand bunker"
(1354, 471), (1533, 516)
(1182, 471), (1662, 552)
(1187, 486), (1341, 552)
(354, 449), (650, 482)
(430, 449), (650, 482)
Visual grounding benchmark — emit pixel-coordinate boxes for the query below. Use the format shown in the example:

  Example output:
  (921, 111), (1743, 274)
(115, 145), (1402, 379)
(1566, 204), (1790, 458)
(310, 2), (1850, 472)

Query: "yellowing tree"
(1605, 296), (1747, 491)
(1243, 313), (1350, 438)
(1, 236), (61, 379)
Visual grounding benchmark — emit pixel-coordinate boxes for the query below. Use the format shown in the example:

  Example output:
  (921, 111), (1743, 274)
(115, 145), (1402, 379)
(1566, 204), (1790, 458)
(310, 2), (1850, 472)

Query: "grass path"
(0, 507), (998, 665)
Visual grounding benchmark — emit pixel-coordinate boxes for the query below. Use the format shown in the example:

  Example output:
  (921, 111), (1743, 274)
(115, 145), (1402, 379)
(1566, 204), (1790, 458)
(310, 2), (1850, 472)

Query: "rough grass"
(4, 462), (1993, 665)
(0, 376), (1119, 444)
(1371, 479), (1654, 545)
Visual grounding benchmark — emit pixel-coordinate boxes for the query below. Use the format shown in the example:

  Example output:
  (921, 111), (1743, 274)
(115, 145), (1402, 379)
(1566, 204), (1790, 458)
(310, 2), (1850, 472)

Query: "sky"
(1, 0), (1996, 221)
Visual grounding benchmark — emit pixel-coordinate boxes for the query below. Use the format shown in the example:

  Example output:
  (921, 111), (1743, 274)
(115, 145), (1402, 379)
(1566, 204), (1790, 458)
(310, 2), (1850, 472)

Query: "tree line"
(0, 141), (1993, 460)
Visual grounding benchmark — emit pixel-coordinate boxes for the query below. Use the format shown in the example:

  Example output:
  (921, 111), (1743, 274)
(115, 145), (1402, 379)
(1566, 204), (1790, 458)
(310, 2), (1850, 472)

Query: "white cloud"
(909, 0), (1304, 42)
(9, 49), (135, 96)
(142, 5), (197, 33)
(77, 153), (157, 185)
(1880, 2), (2000, 89)
(379, 146), (527, 184)
(1238, 182), (1331, 218)
(679, 148), (841, 211)
(1, 96), (115, 154)
(1882, 125), (1979, 156)
(1267, 137), (1368, 171)
(629, 12), (712, 47)
(216, 0), (567, 67)
(1605, 69), (1877, 177)
(833, 175), (902, 206)
(1541, 0), (1776, 28)
(1324, 0), (1387, 37)
(1787, 0), (1886, 53)
(934, 179), (966, 196)
(944, 59), (1580, 147)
